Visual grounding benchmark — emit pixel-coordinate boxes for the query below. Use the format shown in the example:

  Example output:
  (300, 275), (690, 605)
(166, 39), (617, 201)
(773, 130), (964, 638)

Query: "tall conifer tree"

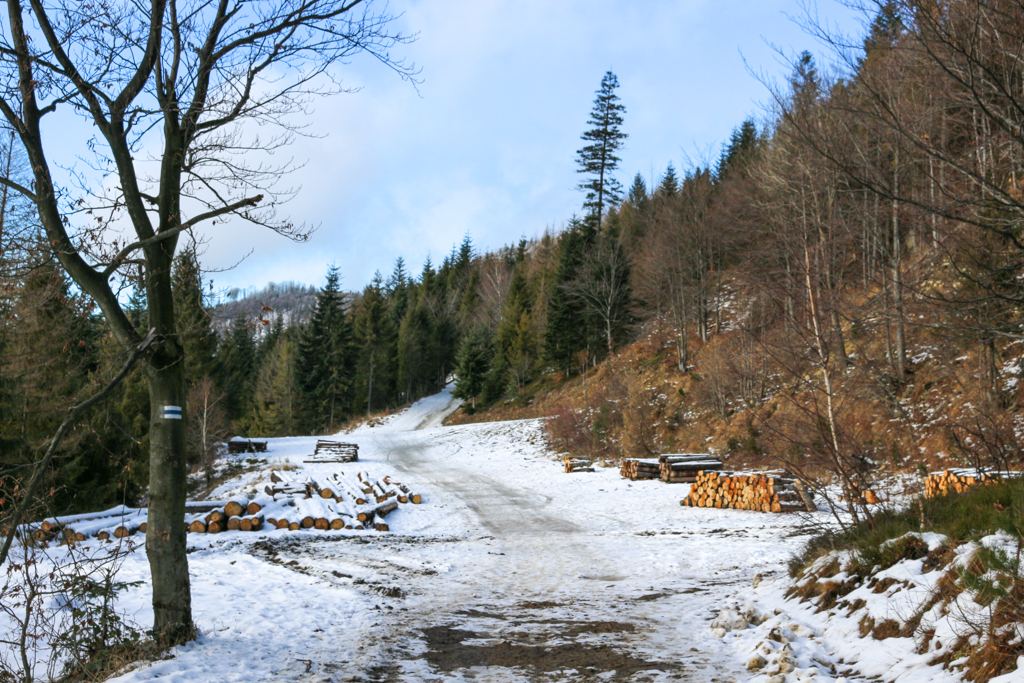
(297, 266), (353, 433)
(576, 71), (628, 226)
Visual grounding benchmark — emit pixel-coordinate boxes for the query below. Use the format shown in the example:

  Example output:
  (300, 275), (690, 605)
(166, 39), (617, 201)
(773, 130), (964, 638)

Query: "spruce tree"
(218, 314), (256, 426)
(397, 293), (434, 401)
(492, 264), (537, 397)
(297, 265), (353, 433)
(658, 163), (679, 197)
(576, 70), (627, 226)
(628, 173), (649, 211)
(172, 247), (217, 381)
(352, 272), (392, 414)
(250, 332), (300, 436)
(717, 120), (759, 181)
(544, 217), (596, 376)
(452, 325), (491, 411)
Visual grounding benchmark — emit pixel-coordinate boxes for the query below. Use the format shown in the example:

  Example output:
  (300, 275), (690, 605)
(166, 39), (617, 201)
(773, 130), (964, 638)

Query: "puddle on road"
(419, 624), (681, 681)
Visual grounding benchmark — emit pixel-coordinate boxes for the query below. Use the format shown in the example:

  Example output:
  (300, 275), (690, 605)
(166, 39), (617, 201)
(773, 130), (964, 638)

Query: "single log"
(246, 502), (262, 515)
(226, 516), (242, 531)
(375, 500), (399, 518)
(357, 509), (375, 523)
(224, 499), (248, 518)
(189, 520), (207, 533)
(206, 509), (227, 524)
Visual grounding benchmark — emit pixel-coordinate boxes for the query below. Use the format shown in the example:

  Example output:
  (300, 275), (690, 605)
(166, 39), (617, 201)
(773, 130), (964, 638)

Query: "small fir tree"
(452, 325), (491, 411)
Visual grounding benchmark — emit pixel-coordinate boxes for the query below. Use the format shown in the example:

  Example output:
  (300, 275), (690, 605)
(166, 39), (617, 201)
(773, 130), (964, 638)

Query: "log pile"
(838, 485), (890, 505)
(303, 440), (359, 463)
(620, 458), (661, 480)
(25, 466), (424, 542)
(680, 470), (814, 513)
(924, 468), (1020, 497)
(619, 454), (723, 482)
(564, 456), (594, 473)
(227, 439), (268, 454)
(186, 499), (267, 534)
(658, 454), (723, 483)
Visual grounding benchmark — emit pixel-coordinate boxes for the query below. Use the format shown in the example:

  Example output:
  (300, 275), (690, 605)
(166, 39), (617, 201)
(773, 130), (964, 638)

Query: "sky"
(188, 0), (866, 296)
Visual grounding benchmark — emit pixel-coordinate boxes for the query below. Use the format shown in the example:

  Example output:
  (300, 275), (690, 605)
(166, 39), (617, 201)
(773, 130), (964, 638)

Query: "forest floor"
(14, 390), (972, 682)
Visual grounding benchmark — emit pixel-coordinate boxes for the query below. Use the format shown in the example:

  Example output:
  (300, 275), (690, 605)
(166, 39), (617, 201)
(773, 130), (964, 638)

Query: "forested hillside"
(3, 1), (1024, 527)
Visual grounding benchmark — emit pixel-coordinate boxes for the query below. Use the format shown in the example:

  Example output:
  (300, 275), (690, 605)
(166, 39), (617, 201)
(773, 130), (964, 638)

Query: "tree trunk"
(144, 228), (193, 643)
(145, 351), (193, 643)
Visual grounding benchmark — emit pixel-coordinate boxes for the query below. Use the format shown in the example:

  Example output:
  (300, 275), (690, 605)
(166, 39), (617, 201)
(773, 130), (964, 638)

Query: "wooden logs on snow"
(227, 438), (268, 454)
(620, 458), (660, 480)
(36, 468), (420, 542)
(619, 453), (723, 482)
(924, 468), (1019, 497)
(659, 454), (723, 483)
(681, 469), (815, 513)
(303, 440), (359, 463)
(383, 476), (422, 504)
(266, 470), (312, 499)
(563, 456), (594, 473)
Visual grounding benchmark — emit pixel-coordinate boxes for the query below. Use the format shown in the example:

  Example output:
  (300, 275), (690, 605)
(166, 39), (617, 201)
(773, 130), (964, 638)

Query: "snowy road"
(286, 390), (807, 682)
(94, 389), (823, 683)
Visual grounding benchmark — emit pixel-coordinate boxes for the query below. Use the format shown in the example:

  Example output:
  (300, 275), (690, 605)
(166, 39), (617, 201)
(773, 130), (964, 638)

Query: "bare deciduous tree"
(0, 0), (414, 642)
(186, 376), (228, 488)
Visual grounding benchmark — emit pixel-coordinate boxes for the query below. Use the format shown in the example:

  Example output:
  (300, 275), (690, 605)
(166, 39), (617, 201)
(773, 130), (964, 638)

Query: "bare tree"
(0, 0), (414, 643)
(564, 230), (632, 355)
(186, 376), (228, 487)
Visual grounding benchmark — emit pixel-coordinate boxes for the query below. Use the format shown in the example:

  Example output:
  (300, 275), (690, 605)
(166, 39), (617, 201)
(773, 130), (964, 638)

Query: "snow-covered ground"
(3, 388), (970, 682)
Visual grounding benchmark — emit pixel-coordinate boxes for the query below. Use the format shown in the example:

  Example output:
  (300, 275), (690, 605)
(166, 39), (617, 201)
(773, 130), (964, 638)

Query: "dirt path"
(321, 402), (751, 682)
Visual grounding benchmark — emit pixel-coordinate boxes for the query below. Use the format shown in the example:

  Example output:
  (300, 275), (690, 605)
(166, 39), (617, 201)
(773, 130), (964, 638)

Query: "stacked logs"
(681, 470), (814, 513)
(27, 469), (423, 542)
(619, 454), (724, 482)
(924, 469), (1018, 497)
(659, 454), (723, 483)
(258, 469), (419, 532)
(227, 439), (268, 454)
(187, 496), (266, 534)
(564, 457), (594, 473)
(303, 440), (359, 464)
(620, 458), (661, 480)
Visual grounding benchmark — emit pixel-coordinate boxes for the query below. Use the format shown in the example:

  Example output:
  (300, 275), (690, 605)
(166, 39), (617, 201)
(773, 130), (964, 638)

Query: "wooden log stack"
(564, 456), (594, 473)
(227, 438), (268, 454)
(620, 458), (661, 480)
(924, 468), (1020, 497)
(658, 454), (723, 483)
(680, 470), (814, 513)
(304, 440), (359, 463)
(33, 467), (422, 542)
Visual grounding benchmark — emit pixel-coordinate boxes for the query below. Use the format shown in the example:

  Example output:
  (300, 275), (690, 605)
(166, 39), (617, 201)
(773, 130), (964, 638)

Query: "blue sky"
(195, 0), (865, 295)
